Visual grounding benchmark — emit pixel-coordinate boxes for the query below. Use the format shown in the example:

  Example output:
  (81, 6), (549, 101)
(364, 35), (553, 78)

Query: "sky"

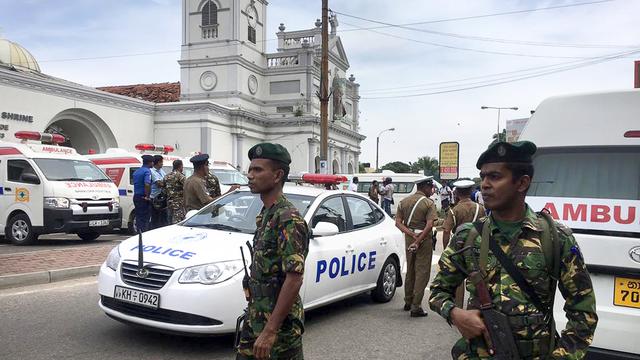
(1, 0), (639, 178)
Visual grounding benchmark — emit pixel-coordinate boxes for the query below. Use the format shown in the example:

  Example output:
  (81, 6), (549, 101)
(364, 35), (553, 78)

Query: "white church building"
(0, 0), (364, 174)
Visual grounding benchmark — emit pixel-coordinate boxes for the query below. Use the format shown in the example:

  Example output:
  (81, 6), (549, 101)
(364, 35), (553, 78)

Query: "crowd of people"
(131, 153), (238, 233)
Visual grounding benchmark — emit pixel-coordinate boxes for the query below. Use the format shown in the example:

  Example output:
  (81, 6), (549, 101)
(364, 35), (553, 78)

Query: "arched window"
(202, 1), (218, 27)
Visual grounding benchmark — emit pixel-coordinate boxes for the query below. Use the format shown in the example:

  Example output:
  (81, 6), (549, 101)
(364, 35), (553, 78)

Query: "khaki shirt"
(183, 175), (211, 212)
(442, 198), (486, 233)
(396, 191), (437, 230)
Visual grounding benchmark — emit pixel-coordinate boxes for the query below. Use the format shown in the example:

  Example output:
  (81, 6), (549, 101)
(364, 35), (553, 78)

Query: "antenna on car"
(137, 230), (144, 270)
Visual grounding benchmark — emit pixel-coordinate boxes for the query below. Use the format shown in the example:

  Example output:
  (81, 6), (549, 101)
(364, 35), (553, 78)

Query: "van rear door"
(526, 146), (640, 355)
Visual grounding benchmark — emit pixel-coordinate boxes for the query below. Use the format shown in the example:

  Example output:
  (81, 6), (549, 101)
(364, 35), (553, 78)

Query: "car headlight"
(179, 260), (244, 285)
(44, 197), (70, 209)
(106, 246), (121, 271)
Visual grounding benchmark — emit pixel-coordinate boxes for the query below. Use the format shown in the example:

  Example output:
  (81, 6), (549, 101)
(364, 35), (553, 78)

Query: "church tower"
(179, 0), (267, 106)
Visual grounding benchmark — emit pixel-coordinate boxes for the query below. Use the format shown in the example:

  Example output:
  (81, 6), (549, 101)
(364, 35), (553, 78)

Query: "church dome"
(0, 38), (41, 73)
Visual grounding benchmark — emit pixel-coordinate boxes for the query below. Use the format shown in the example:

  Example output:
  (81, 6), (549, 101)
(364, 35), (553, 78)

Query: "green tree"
(409, 156), (439, 179)
(491, 129), (507, 143)
(381, 161), (411, 173)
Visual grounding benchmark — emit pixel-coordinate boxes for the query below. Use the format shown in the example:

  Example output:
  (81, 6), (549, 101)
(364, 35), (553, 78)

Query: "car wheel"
(371, 257), (398, 303)
(78, 231), (100, 241)
(7, 213), (37, 245)
(127, 211), (137, 235)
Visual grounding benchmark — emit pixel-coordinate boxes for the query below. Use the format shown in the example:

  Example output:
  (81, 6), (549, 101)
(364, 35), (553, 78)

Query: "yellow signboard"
(439, 142), (459, 180)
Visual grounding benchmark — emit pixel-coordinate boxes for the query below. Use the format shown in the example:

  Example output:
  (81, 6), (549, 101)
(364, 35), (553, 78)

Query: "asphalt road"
(0, 274), (459, 359)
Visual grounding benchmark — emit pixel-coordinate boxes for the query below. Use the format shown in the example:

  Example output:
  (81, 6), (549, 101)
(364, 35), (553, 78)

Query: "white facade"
(0, 0), (364, 174)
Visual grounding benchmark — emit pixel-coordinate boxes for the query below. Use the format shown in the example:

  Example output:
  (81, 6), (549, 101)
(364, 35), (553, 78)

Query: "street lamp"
(481, 106), (518, 140)
(376, 127), (395, 171)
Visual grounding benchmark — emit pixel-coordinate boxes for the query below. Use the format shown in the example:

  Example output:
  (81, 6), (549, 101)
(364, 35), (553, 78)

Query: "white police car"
(97, 180), (405, 335)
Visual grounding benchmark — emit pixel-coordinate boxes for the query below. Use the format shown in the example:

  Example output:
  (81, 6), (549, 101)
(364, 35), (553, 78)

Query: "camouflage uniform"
(205, 172), (222, 199)
(429, 206), (597, 359)
(237, 194), (310, 360)
(442, 198), (486, 308)
(164, 170), (186, 224)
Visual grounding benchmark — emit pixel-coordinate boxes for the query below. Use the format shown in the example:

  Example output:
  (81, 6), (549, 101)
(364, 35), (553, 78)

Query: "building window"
(202, 1), (218, 26)
(248, 26), (256, 44)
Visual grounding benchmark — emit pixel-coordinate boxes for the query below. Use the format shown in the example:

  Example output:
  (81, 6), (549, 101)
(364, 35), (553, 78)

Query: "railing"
(267, 55), (299, 68)
(201, 24), (218, 39)
(283, 36), (315, 48)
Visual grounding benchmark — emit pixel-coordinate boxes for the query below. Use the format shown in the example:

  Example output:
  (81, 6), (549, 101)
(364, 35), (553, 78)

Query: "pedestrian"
(132, 155), (153, 233)
(379, 177), (394, 216)
(368, 180), (380, 204)
(441, 179), (486, 309)
(394, 176), (438, 317)
(429, 141), (597, 359)
(164, 159), (186, 224)
(236, 143), (309, 360)
(184, 153), (214, 212)
(440, 183), (452, 212)
(349, 176), (359, 192)
(471, 185), (484, 205)
(149, 155), (167, 229)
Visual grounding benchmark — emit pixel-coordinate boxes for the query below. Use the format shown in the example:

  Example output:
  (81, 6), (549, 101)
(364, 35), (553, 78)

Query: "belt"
(515, 338), (552, 358)
(508, 313), (547, 327)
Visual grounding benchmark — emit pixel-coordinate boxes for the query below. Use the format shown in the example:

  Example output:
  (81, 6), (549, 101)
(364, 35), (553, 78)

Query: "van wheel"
(7, 214), (37, 245)
(78, 231), (100, 241)
(371, 257), (398, 303)
(127, 212), (137, 235)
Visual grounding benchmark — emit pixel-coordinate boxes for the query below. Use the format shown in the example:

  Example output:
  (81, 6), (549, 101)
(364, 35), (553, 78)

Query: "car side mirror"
(185, 210), (199, 220)
(312, 221), (339, 237)
(21, 173), (40, 185)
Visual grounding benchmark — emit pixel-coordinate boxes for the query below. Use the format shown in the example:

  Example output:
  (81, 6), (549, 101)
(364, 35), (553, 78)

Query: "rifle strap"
(488, 234), (547, 315)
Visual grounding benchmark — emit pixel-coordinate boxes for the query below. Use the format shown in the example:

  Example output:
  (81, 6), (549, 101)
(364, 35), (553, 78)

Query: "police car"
(97, 174), (405, 335)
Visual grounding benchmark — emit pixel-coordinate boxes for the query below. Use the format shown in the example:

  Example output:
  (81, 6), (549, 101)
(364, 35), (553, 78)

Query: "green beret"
(476, 141), (537, 169)
(248, 143), (291, 165)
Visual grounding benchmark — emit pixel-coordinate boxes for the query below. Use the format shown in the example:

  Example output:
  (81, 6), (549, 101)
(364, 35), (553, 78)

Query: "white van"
(209, 160), (248, 194)
(0, 132), (121, 245)
(87, 144), (194, 234)
(521, 89), (640, 358)
(351, 171), (442, 214)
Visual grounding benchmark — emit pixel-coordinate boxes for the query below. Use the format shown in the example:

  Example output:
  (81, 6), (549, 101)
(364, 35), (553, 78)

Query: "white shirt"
(349, 183), (358, 192)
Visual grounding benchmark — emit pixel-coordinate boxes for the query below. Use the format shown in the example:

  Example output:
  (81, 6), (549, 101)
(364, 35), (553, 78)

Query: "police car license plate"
(114, 286), (159, 309)
(613, 276), (640, 309)
(89, 220), (109, 227)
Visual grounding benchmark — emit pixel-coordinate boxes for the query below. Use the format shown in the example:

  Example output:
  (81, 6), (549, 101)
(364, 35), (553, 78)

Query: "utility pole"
(319, 0), (329, 174)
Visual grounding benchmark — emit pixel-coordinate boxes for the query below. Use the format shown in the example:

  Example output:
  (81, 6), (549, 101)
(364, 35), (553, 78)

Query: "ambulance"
(209, 160), (248, 194)
(0, 131), (121, 245)
(87, 144), (194, 234)
(521, 89), (640, 359)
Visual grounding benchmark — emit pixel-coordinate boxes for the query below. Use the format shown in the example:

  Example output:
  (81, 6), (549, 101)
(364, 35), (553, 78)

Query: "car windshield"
(212, 169), (248, 185)
(182, 191), (315, 233)
(34, 159), (111, 181)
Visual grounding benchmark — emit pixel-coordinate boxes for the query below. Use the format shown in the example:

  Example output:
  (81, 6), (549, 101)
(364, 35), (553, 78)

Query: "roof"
(97, 82), (180, 103)
(0, 38), (41, 73)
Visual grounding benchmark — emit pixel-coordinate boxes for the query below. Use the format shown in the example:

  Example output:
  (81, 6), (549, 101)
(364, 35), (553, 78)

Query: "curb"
(0, 265), (101, 290)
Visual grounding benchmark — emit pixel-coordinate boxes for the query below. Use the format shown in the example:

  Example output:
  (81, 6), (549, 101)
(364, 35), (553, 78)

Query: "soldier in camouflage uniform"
(204, 171), (222, 200)
(237, 143), (309, 360)
(164, 159), (186, 224)
(429, 141), (597, 359)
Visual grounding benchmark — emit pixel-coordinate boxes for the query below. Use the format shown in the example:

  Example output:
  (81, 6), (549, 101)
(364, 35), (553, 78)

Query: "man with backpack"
(429, 141), (597, 359)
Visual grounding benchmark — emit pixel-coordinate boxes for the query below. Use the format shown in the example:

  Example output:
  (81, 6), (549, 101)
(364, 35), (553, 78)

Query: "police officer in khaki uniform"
(441, 179), (486, 308)
(183, 154), (213, 212)
(395, 176), (438, 317)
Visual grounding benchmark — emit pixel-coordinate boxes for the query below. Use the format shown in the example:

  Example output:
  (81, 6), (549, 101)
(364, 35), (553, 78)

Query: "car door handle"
(4, 187), (11, 192)
(127, 190), (133, 194)
(379, 239), (388, 245)
(345, 246), (355, 254)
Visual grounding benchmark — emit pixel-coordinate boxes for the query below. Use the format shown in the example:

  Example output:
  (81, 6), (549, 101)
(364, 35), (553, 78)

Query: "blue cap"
(141, 155), (154, 163)
(189, 153), (209, 165)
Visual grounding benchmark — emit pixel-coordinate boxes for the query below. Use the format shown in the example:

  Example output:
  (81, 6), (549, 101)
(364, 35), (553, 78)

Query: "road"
(0, 274), (459, 359)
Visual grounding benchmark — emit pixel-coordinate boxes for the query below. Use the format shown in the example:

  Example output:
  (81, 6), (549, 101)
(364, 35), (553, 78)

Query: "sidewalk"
(0, 244), (114, 289)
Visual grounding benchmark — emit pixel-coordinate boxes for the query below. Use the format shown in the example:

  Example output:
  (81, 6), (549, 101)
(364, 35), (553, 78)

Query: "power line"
(336, 0), (615, 27)
(337, 9), (635, 50)
(360, 47), (640, 99)
(339, 20), (607, 60)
